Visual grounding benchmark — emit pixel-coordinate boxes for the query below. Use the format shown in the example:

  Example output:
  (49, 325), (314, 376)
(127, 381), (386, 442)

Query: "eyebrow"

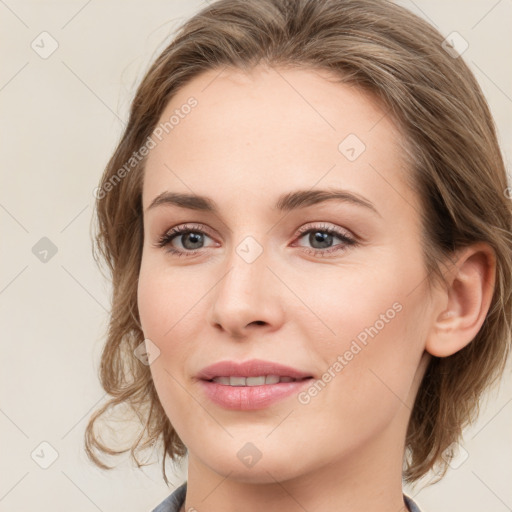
(146, 188), (381, 217)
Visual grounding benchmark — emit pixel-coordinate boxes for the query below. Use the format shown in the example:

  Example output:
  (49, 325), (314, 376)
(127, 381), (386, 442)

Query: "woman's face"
(138, 65), (435, 483)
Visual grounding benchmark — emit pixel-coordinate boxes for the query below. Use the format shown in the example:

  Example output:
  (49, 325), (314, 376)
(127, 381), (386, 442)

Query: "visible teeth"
(230, 376), (246, 386)
(211, 375), (298, 386)
(246, 376), (266, 386)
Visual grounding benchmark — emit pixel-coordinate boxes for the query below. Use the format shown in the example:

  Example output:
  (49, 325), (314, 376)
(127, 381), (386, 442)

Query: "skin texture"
(137, 65), (496, 512)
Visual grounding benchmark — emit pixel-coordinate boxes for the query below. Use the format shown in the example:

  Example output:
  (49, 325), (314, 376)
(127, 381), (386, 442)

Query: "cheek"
(299, 250), (428, 408)
(137, 271), (161, 339)
(137, 263), (195, 431)
(137, 264), (186, 391)
(292, 255), (412, 350)
(137, 258), (205, 341)
(295, 298), (426, 454)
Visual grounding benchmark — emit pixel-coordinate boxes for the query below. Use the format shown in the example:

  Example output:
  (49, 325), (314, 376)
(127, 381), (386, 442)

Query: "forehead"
(142, 65), (418, 219)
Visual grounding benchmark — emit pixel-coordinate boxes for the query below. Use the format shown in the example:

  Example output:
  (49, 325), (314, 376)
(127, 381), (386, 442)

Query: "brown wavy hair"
(85, 0), (512, 485)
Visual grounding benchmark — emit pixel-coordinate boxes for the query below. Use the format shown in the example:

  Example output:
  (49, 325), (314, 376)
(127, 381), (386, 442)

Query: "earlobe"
(425, 243), (496, 358)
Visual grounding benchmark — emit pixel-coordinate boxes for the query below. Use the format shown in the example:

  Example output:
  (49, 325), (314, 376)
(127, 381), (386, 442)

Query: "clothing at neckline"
(151, 482), (423, 512)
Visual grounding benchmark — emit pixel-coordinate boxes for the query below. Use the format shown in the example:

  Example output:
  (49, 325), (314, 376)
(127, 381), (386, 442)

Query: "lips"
(197, 359), (313, 381)
(197, 359), (314, 410)
(211, 375), (299, 386)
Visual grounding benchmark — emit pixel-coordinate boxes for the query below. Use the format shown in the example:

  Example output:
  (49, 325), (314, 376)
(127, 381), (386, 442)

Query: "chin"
(198, 444), (310, 484)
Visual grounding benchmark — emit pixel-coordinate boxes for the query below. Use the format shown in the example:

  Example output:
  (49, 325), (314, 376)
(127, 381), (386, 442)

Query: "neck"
(182, 414), (410, 512)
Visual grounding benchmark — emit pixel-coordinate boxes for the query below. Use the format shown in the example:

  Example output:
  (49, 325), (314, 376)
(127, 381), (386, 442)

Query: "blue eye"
(156, 224), (214, 257)
(156, 222), (358, 258)
(293, 223), (358, 257)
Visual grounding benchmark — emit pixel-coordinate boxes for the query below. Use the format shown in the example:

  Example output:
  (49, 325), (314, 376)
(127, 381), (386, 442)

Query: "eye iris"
(182, 232), (203, 250)
(310, 231), (333, 249)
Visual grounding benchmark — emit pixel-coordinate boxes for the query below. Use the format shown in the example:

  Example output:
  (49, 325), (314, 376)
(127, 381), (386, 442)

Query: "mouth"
(199, 375), (314, 410)
(197, 358), (314, 382)
(206, 375), (314, 386)
(196, 359), (315, 410)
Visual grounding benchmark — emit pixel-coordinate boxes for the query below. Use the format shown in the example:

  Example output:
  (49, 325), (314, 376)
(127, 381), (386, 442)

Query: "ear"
(425, 242), (496, 358)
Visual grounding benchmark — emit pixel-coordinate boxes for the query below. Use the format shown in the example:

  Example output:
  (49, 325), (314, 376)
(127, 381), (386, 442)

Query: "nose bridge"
(208, 233), (284, 335)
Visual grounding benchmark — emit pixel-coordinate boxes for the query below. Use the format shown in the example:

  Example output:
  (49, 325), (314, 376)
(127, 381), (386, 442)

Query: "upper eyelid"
(295, 222), (353, 236)
(163, 222), (355, 243)
(157, 223), (360, 259)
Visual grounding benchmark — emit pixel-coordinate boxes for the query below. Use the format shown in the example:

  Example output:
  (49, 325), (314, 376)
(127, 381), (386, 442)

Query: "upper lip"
(197, 359), (313, 381)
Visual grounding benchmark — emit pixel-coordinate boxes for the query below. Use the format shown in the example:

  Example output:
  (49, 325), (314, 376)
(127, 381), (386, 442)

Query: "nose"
(207, 241), (286, 339)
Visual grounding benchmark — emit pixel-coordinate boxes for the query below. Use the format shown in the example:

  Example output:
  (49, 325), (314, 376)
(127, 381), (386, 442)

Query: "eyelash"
(155, 222), (359, 258)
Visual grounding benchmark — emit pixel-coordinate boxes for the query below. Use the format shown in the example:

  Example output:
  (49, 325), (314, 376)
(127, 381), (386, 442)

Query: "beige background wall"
(1, 1), (511, 511)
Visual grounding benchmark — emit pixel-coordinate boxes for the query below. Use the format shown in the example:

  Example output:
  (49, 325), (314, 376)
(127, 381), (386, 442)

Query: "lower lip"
(199, 378), (313, 410)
